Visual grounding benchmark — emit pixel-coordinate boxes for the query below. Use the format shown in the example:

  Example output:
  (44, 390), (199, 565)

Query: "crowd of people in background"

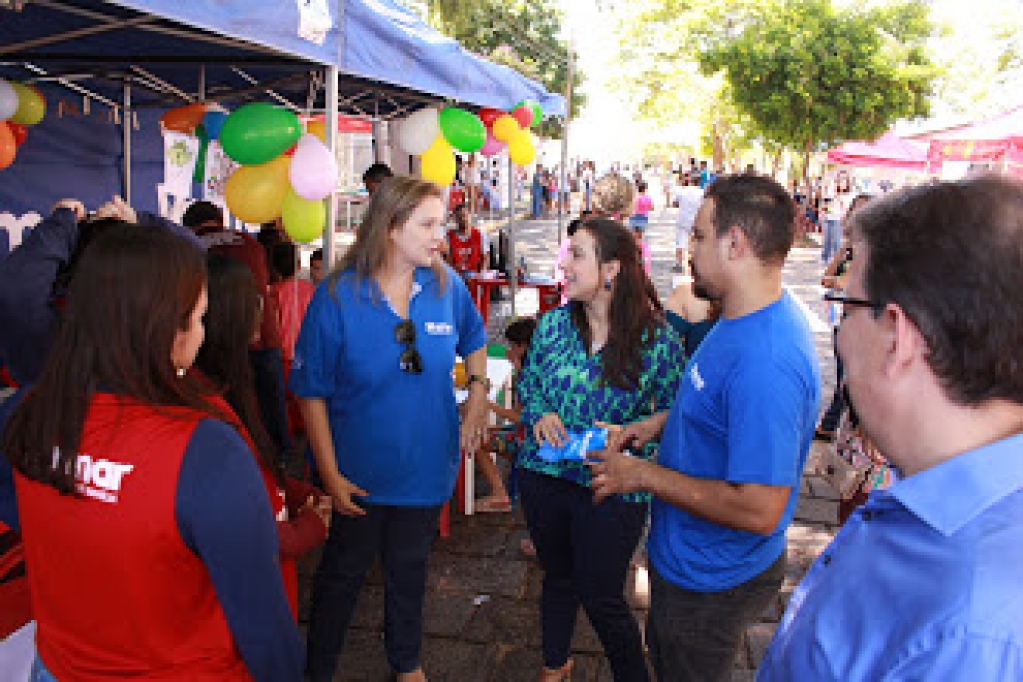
(0, 149), (1019, 682)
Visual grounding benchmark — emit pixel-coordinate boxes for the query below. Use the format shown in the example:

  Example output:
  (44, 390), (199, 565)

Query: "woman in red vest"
(2, 224), (302, 681)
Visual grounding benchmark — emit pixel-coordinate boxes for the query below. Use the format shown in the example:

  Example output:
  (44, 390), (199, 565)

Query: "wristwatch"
(467, 374), (492, 392)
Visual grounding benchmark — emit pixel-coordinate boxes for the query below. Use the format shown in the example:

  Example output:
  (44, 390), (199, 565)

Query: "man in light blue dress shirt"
(758, 174), (1023, 680)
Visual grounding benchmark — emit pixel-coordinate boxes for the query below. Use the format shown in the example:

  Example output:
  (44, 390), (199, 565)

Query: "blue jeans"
(819, 328), (845, 432)
(305, 503), (442, 680)
(519, 469), (650, 681)
(821, 218), (842, 264)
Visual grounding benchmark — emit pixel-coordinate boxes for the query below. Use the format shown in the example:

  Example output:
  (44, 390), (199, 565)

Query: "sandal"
(538, 659), (572, 681)
(813, 426), (836, 442)
(475, 497), (512, 513)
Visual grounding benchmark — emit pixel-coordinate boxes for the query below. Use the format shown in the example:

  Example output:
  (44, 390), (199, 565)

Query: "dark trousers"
(647, 553), (785, 682)
(305, 503), (442, 681)
(519, 469), (650, 682)
(820, 328), (845, 432)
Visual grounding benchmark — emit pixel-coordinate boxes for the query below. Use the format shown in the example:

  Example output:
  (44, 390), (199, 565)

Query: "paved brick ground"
(298, 205), (844, 681)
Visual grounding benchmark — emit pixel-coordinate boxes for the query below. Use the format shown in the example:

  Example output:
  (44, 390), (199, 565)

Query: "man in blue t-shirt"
(588, 173), (821, 682)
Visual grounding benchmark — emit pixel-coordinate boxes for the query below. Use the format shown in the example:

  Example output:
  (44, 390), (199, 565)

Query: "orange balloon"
(160, 103), (207, 134)
(306, 119), (327, 143)
(0, 122), (16, 170)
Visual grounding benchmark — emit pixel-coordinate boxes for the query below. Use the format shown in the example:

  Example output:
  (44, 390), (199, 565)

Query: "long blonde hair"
(329, 175), (448, 297)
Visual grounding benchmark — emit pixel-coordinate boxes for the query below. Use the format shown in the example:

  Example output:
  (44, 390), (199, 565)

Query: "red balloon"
(511, 105), (534, 129)
(6, 121), (27, 146)
(0, 122), (16, 170)
(478, 107), (504, 129)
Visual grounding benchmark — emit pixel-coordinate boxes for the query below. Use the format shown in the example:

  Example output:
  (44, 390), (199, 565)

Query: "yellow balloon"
(306, 119), (327, 143)
(420, 136), (455, 187)
(11, 83), (45, 126)
(225, 156), (290, 224)
(492, 115), (520, 143)
(282, 189), (326, 243)
(508, 129), (536, 166)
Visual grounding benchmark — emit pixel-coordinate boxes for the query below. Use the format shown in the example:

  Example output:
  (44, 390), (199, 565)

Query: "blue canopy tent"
(0, 0), (565, 262)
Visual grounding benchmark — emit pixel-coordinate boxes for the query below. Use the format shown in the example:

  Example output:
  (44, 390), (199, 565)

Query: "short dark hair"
(637, 181), (648, 193)
(181, 201), (223, 229)
(851, 174), (1023, 406)
(362, 162), (394, 185)
(504, 316), (537, 347)
(704, 173), (796, 265)
(310, 248), (323, 263)
(271, 242), (298, 280)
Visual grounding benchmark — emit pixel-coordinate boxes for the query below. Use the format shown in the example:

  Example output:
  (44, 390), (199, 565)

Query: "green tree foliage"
(615, 0), (940, 178)
(695, 0), (938, 175)
(424, 0), (583, 139)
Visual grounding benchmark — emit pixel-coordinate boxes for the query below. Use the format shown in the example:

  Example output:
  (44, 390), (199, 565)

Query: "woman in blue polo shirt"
(292, 176), (489, 682)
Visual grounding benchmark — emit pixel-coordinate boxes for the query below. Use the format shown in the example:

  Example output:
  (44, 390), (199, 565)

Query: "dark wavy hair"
(569, 217), (664, 390)
(194, 254), (282, 482)
(850, 174), (1023, 406)
(3, 224), (228, 493)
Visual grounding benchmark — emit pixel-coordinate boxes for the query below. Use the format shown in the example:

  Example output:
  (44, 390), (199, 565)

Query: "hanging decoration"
(180, 102), (337, 242)
(394, 99), (543, 187)
(0, 78), (47, 171)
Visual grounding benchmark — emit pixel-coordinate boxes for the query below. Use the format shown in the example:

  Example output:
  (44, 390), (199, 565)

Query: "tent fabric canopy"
(919, 106), (1023, 173)
(0, 0), (565, 216)
(0, 0), (565, 118)
(826, 132), (928, 171)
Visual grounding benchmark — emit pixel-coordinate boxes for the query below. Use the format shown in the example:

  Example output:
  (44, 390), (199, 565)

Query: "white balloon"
(0, 80), (18, 121)
(397, 107), (440, 156)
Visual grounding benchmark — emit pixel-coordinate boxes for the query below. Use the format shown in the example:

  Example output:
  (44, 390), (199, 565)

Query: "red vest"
(15, 394), (251, 681)
(447, 228), (483, 273)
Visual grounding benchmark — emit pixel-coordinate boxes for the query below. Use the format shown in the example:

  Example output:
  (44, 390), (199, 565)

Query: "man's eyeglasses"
(824, 292), (885, 320)
(394, 319), (423, 374)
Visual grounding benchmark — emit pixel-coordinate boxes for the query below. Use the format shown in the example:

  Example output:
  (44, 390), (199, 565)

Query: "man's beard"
(690, 262), (716, 301)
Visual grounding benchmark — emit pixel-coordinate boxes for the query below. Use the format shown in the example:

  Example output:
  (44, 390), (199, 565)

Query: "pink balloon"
(289, 133), (338, 201)
(479, 132), (506, 157)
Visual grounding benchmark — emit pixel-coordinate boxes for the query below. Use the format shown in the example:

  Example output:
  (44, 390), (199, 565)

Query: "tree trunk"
(802, 138), (812, 186)
(713, 118), (724, 169)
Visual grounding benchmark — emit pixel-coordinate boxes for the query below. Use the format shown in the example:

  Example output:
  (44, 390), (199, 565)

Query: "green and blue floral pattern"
(517, 306), (686, 502)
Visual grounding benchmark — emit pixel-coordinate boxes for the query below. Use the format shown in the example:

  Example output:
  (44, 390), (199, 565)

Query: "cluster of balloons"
(0, 78), (47, 171)
(397, 100), (541, 187)
(161, 101), (338, 242)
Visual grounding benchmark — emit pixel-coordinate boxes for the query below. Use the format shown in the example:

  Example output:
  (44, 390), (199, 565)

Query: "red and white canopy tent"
(914, 105), (1023, 177)
(825, 131), (929, 170)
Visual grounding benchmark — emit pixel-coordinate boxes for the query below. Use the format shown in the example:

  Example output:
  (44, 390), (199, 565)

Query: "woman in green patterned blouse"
(517, 217), (685, 682)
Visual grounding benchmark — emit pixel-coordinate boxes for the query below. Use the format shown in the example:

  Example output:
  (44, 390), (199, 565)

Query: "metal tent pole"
(507, 153), (517, 318)
(122, 80), (131, 205)
(324, 65), (339, 269)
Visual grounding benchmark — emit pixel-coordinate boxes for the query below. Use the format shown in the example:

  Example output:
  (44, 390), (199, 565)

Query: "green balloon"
(219, 102), (302, 165)
(193, 124), (208, 184)
(528, 101), (544, 127)
(438, 107), (486, 153)
(515, 100), (544, 128)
